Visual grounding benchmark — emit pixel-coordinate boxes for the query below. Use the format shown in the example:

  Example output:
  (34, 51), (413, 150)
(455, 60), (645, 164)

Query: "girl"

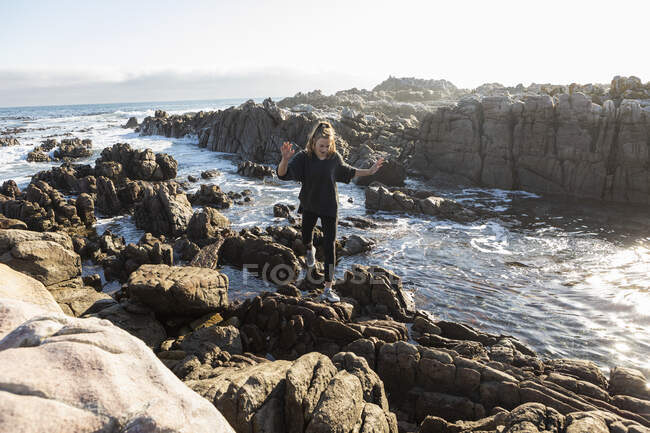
(277, 121), (384, 302)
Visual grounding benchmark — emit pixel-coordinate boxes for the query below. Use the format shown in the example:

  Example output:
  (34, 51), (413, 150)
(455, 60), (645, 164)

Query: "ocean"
(1, 98), (649, 375)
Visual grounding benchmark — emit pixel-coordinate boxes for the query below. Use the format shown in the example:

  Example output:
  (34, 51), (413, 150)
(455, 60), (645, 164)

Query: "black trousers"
(301, 209), (337, 282)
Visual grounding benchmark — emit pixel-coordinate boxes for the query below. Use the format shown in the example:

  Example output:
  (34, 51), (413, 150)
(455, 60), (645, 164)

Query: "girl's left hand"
(370, 157), (385, 175)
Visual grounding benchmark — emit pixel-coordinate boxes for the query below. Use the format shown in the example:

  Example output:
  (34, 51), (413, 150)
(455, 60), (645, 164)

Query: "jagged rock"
(610, 367), (650, 401)
(124, 116), (139, 128)
(0, 137), (20, 146)
(40, 138), (57, 151)
(273, 203), (293, 219)
(95, 142), (178, 182)
(26, 147), (51, 162)
(220, 233), (301, 284)
(126, 264), (228, 317)
(355, 159), (406, 187)
(82, 273), (102, 290)
(365, 183), (480, 222)
(133, 182), (193, 237)
(341, 234), (374, 255)
(75, 192), (95, 226)
(97, 233), (173, 283)
(190, 183), (233, 209)
(185, 351), (397, 433)
(610, 75), (647, 99)
(339, 216), (378, 229)
(0, 196), (52, 231)
(1, 180), (20, 198)
(53, 138), (92, 160)
(0, 298), (235, 432)
(187, 207), (230, 245)
(334, 264), (415, 321)
(237, 160), (275, 179)
(546, 359), (609, 390)
(411, 91), (650, 205)
(201, 169), (220, 179)
(190, 239), (226, 269)
(93, 176), (118, 213)
(173, 237), (201, 262)
(4, 180), (88, 232)
(140, 99), (310, 164)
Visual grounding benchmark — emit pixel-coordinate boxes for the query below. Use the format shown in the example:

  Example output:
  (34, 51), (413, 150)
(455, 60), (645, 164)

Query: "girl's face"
(315, 137), (331, 159)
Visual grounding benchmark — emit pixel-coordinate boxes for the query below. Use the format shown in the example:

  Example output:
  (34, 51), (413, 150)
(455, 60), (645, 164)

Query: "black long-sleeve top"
(276, 150), (356, 218)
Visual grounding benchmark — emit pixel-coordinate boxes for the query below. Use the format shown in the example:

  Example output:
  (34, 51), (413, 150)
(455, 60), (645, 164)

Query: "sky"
(0, 0), (648, 107)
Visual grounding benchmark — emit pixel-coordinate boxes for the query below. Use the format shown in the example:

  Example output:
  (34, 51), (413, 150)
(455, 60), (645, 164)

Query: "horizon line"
(0, 95), (289, 110)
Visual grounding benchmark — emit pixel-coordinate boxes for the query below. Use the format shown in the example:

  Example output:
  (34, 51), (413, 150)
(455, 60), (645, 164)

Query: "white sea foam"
(1, 100), (649, 375)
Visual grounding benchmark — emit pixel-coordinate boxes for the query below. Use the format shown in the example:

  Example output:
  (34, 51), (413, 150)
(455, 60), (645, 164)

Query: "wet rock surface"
(0, 137), (20, 146)
(96, 142), (178, 182)
(53, 138), (92, 160)
(3, 75), (650, 432)
(365, 182), (488, 222)
(237, 160), (275, 179)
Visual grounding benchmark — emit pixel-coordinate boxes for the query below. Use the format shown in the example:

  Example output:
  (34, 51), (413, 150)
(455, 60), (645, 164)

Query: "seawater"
(1, 98), (649, 376)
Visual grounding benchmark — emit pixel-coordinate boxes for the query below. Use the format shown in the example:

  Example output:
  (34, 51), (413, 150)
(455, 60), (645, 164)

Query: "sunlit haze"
(1, 0), (648, 106)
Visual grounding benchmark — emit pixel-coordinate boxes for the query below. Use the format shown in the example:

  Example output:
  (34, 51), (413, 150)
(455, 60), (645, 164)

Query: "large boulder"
(0, 264), (63, 314)
(53, 138), (92, 160)
(237, 160), (275, 179)
(133, 182), (194, 237)
(0, 137), (20, 146)
(124, 116), (138, 128)
(220, 234), (301, 284)
(610, 367), (650, 401)
(365, 183), (480, 222)
(187, 207), (231, 245)
(126, 264), (229, 317)
(95, 142), (178, 181)
(334, 264), (415, 321)
(0, 229), (81, 286)
(189, 183), (233, 209)
(0, 297), (235, 432)
(355, 159), (406, 187)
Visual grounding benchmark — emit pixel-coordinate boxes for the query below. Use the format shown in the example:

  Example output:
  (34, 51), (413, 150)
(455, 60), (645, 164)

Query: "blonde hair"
(306, 121), (336, 157)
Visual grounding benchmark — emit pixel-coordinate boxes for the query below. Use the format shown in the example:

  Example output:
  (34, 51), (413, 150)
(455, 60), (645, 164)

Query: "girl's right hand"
(281, 141), (296, 160)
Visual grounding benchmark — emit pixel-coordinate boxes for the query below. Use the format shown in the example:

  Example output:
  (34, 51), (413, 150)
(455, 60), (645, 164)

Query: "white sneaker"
(306, 245), (316, 267)
(323, 286), (340, 303)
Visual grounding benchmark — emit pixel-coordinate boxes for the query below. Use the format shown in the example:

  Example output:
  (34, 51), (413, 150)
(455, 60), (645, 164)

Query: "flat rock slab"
(127, 264), (228, 317)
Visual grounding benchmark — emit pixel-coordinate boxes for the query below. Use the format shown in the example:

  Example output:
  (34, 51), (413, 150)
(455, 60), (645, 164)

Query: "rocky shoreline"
(1, 76), (649, 432)
(137, 75), (650, 205)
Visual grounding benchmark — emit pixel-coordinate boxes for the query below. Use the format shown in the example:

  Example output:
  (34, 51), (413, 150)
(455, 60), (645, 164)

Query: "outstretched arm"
(352, 157), (385, 179)
(277, 141), (295, 178)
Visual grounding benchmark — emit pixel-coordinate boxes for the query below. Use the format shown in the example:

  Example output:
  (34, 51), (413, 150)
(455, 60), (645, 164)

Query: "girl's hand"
(370, 157), (385, 175)
(281, 141), (296, 161)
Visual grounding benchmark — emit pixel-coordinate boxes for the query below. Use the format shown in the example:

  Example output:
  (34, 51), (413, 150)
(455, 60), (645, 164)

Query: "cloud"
(0, 68), (379, 107)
